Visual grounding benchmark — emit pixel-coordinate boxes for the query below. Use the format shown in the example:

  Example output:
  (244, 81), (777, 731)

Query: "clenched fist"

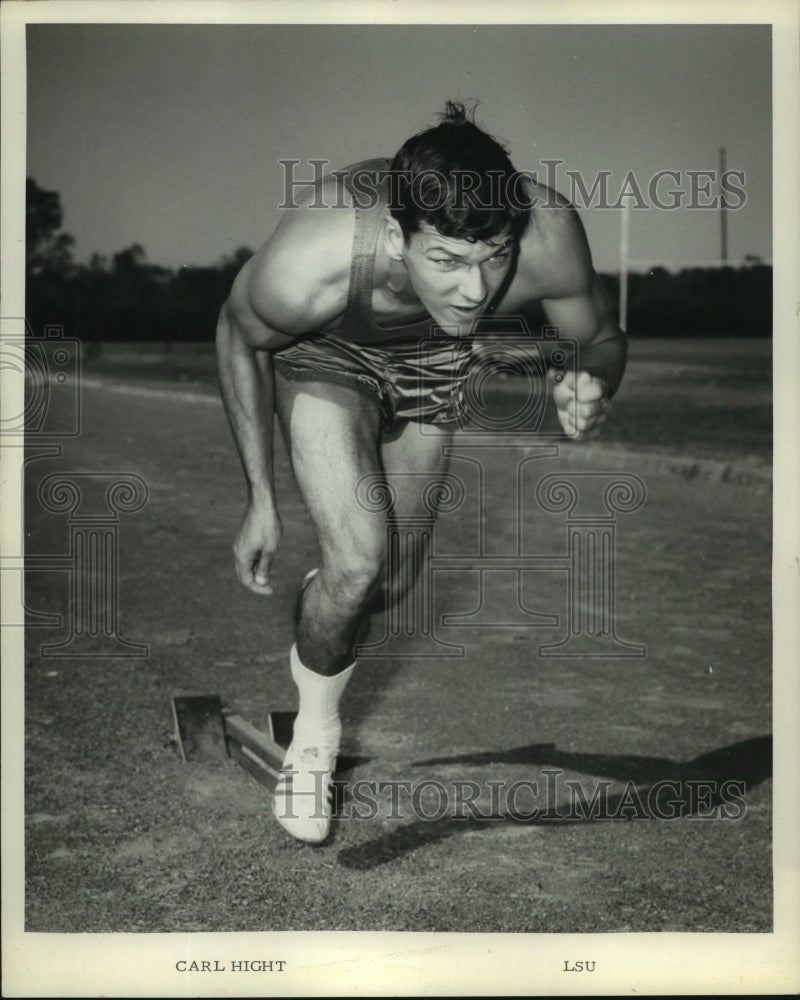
(550, 368), (611, 439)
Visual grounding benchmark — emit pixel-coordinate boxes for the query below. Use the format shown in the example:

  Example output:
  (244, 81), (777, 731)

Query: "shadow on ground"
(336, 735), (771, 870)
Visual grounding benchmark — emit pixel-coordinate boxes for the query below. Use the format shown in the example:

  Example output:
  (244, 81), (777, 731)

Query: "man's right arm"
(216, 198), (353, 595)
(216, 254), (297, 595)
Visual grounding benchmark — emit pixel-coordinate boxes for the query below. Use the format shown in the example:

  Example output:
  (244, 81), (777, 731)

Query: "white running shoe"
(273, 741), (337, 843)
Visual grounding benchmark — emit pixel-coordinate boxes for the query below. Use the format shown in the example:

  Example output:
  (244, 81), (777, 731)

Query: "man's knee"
(320, 548), (386, 610)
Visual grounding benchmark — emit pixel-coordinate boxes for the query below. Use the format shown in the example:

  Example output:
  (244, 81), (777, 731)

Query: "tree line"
(25, 178), (771, 341)
(25, 178), (249, 343)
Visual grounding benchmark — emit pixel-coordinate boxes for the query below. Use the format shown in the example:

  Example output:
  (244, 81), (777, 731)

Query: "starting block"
(171, 693), (296, 789)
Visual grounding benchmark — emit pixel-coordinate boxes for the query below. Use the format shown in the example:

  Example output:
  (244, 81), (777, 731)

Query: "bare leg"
(275, 376), (387, 675)
(272, 376), (452, 841)
(377, 419), (453, 605)
(277, 380), (455, 669)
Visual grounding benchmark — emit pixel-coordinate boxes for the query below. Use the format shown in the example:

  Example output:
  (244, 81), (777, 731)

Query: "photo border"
(2, 1), (798, 996)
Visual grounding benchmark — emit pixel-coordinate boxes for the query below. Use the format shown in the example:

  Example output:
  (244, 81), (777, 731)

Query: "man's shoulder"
(245, 184), (359, 334)
(514, 179), (593, 298)
(272, 179), (358, 263)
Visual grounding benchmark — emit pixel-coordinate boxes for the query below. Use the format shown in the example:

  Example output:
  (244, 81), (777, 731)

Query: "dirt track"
(22, 340), (772, 934)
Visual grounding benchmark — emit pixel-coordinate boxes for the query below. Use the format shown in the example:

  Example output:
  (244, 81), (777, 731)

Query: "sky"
(25, 21), (772, 274)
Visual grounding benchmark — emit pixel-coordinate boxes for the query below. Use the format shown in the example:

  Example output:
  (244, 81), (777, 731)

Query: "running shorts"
(273, 333), (475, 441)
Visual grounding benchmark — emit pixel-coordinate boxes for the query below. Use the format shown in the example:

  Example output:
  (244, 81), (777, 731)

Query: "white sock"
(289, 644), (355, 750)
(273, 646), (355, 843)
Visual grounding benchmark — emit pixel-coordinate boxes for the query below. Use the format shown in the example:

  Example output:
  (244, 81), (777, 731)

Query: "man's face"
(394, 222), (515, 335)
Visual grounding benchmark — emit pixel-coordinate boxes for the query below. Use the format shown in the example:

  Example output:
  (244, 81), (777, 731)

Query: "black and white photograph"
(1, 0), (798, 995)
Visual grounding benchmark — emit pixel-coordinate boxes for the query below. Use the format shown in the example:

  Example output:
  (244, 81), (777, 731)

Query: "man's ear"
(383, 216), (407, 261)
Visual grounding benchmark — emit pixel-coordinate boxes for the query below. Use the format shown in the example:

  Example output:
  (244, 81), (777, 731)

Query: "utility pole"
(719, 146), (729, 264)
(619, 202), (629, 330)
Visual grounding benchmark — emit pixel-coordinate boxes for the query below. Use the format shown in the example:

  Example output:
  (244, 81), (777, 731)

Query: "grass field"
(19, 336), (773, 950)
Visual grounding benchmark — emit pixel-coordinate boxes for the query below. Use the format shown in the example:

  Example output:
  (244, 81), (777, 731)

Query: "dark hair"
(389, 101), (530, 243)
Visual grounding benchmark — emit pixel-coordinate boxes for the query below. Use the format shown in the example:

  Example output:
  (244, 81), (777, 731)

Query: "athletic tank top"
(325, 159), (436, 346)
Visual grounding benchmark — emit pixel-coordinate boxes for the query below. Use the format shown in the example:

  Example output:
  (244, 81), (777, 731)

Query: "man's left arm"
(541, 271), (627, 438)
